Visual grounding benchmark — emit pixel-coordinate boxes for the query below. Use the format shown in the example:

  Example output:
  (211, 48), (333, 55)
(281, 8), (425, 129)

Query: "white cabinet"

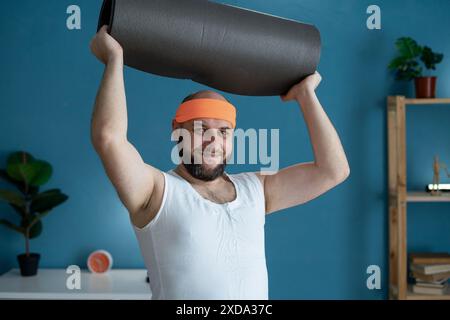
(0, 269), (152, 300)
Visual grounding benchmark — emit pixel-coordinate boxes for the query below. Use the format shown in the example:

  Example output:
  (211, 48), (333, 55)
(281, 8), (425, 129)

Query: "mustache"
(192, 148), (224, 158)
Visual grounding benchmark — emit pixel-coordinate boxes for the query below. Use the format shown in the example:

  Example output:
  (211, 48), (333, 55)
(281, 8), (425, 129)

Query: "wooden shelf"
(407, 285), (450, 300)
(407, 191), (450, 202)
(404, 98), (450, 105)
(387, 96), (450, 300)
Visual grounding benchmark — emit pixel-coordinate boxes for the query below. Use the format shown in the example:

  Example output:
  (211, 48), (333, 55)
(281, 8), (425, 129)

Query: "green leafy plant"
(420, 46), (444, 70)
(0, 151), (68, 256)
(388, 37), (444, 80)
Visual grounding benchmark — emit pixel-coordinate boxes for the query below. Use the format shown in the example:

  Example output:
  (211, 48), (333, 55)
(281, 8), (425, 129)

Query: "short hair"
(181, 91), (231, 104)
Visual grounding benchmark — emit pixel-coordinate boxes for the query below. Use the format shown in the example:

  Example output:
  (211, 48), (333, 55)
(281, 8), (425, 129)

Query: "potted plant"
(0, 151), (68, 276)
(416, 46), (444, 98)
(388, 37), (444, 98)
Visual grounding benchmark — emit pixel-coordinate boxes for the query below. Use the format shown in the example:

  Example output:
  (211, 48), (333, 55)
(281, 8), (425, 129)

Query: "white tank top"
(132, 169), (268, 300)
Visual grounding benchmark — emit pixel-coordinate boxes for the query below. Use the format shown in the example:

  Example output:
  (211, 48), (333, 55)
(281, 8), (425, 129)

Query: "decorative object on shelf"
(0, 151), (69, 276)
(427, 184), (450, 192)
(430, 155), (450, 195)
(409, 253), (450, 296)
(388, 37), (444, 98)
(87, 250), (113, 273)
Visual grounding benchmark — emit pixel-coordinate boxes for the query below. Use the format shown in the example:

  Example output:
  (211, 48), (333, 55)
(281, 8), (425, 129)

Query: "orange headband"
(175, 98), (236, 128)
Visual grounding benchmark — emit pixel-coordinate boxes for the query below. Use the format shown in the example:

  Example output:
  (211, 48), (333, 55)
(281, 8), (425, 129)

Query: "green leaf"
(0, 189), (25, 207)
(28, 219), (43, 239)
(388, 37), (424, 81)
(7, 160), (52, 187)
(30, 189), (68, 213)
(388, 56), (408, 71)
(6, 162), (36, 184)
(20, 213), (43, 238)
(26, 210), (50, 233)
(396, 37), (422, 59)
(5, 152), (33, 183)
(29, 160), (52, 186)
(0, 169), (39, 196)
(0, 219), (25, 235)
(420, 46), (444, 70)
(4, 151), (52, 189)
(7, 151), (35, 166)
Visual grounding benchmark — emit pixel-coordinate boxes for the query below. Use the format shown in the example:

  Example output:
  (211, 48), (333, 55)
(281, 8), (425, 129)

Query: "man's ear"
(172, 119), (181, 131)
(172, 120), (184, 158)
(172, 119), (183, 143)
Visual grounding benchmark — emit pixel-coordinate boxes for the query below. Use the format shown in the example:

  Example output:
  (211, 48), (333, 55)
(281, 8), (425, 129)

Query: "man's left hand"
(280, 71), (322, 102)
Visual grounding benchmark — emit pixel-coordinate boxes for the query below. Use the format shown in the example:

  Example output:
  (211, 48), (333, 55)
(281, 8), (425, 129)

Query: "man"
(90, 26), (350, 299)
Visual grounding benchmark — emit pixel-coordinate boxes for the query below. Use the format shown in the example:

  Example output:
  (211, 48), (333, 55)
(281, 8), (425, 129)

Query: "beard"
(182, 155), (227, 181)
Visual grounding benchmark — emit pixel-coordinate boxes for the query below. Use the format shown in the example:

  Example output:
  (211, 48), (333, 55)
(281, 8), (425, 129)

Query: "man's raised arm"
(257, 71), (350, 214)
(90, 26), (163, 227)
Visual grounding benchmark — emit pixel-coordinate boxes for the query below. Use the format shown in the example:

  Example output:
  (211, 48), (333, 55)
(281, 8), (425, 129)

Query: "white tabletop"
(0, 269), (152, 300)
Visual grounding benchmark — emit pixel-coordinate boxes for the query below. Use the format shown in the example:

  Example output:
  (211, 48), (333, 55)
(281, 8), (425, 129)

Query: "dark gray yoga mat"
(97, 0), (321, 96)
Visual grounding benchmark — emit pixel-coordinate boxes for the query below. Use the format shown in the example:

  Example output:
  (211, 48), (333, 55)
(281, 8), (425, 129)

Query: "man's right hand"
(90, 25), (123, 64)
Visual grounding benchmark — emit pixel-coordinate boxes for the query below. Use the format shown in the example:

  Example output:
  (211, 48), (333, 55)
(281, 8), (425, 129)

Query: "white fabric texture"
(132, 169), (268, 300)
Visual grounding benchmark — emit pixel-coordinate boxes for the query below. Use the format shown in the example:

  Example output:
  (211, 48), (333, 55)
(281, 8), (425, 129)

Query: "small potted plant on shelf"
(388, 37), (444, 98)
(0, 151), (68, 276)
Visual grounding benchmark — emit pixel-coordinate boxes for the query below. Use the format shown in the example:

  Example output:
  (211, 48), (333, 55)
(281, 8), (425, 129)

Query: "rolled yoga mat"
(97, 0), (321, 96)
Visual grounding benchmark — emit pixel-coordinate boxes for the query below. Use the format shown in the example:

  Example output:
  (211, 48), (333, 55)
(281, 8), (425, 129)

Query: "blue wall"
(1, 0), (449, 299)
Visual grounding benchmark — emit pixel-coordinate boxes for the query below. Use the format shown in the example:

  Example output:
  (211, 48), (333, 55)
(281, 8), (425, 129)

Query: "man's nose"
(202, 131), (223, 149)
(202, 129), (221, 143)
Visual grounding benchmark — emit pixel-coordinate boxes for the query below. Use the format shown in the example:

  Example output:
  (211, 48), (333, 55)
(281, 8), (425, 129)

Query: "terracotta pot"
(414, 76), (437, 98)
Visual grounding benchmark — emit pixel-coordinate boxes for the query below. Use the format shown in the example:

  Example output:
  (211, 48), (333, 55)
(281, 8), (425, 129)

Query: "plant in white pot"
(388, 37), (444, 98)
(0, 151), (68, 276)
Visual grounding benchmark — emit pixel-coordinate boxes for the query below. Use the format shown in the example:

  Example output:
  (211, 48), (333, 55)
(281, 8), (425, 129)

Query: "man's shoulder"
(229, 171), (265, 188)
